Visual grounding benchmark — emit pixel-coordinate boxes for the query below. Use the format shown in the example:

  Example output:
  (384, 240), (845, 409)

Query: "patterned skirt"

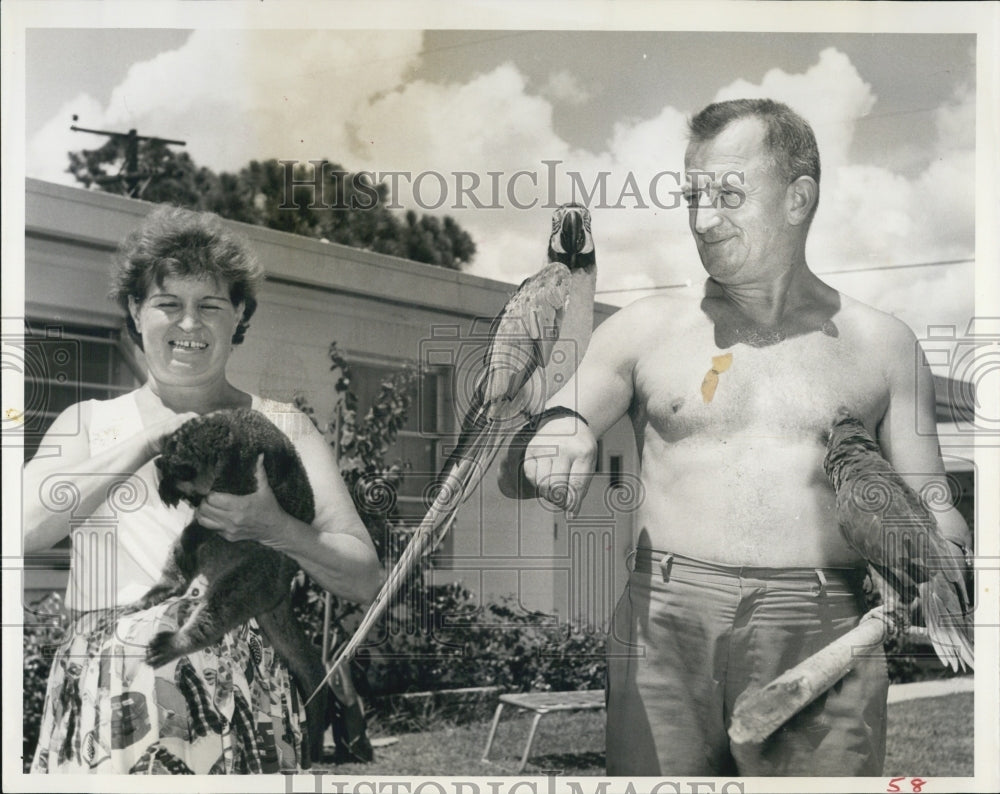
(30, 596), (307, 774)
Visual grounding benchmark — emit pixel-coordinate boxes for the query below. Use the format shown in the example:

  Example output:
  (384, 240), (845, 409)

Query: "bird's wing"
(832, 442), (973, 672)
(480, 262), (571, 419)
(892, 473), (970, 593)
(892, 478), (974, 671)
(891, 482), (974, 671)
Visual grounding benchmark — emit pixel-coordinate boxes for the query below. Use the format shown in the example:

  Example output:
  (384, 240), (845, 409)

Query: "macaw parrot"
(823, 411), (974, 671)
(305, 203), (597, 705)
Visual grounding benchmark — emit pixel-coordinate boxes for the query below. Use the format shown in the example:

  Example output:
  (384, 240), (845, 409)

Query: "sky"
(14, 10), (990, 381)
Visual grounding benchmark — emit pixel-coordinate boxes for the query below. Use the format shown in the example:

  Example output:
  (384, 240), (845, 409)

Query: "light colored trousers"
(606, 549), (888, 776)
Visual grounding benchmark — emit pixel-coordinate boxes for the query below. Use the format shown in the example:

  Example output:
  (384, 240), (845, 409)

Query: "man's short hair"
(688, 99), (821, 188)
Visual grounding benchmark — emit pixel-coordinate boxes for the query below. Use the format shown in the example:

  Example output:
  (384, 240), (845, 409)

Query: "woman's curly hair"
(110, 206), (265, 348)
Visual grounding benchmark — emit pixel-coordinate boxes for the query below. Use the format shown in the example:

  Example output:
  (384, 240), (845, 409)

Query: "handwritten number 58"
(888, 778), (928, 793)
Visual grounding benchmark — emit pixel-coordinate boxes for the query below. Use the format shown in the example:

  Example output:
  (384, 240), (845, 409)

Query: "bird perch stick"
(728, 607), (893, 745)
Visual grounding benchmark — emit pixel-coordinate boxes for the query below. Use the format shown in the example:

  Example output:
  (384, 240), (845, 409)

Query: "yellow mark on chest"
(701, 353), (733, 403)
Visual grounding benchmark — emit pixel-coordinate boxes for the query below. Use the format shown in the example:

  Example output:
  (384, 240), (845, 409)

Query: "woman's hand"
(24, 404), (200, 554)
(195, 454), (290, 546)
(144, 411), (200, 458)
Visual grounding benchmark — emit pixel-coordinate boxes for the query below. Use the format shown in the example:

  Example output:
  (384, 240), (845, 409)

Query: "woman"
(25, 206), (383, 774)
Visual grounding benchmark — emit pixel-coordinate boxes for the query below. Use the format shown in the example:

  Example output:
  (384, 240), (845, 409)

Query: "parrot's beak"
(560, 210), (587, 255)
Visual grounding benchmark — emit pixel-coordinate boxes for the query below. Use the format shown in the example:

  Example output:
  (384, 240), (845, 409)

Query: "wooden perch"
(728, 607), (894, 745)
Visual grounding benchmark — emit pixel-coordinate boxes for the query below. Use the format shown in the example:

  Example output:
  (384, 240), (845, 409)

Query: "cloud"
(28, 29), (425, 183)
(541, 70), (590, 105)
(355, 63), (568, 174)
(715, 47), (877, 177)
(29, 93), (107, 185)
(805, 81), (975, 371)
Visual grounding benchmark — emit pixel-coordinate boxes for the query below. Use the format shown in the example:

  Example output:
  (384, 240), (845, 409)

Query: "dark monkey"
(136, 408), (329, 766)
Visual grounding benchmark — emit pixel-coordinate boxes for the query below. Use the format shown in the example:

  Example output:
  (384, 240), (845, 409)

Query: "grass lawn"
(315, 692), (974, 777)
(883, 692), (974, 777)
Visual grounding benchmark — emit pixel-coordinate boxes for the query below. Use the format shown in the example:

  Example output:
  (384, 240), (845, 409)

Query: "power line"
(816, 258), (974, 276)
(596, 282), (689, 295)
(595, 257), (973, 295)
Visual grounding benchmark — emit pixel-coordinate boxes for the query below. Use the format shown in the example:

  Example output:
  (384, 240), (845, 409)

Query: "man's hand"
(521, 416), (598, 517)
(195, 454), (290, 546)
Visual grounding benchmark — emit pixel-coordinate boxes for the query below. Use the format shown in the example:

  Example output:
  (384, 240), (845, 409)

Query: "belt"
(629, 547), (866, 594)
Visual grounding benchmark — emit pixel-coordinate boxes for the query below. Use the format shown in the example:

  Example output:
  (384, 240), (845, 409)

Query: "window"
(22, 319), (143, 462)
(21, 319), (143, 584)
(340, 360), (449, 523)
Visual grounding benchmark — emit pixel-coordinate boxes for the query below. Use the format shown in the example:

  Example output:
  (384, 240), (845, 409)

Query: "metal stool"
(481, 690), (606, 773)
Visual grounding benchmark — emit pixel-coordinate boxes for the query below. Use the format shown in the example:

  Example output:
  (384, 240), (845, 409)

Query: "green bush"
(351, 578), (606, 697)
(293, 528), (607, 700)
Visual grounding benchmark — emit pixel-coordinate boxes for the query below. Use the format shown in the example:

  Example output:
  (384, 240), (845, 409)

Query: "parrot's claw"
(860, 604), (904, 638)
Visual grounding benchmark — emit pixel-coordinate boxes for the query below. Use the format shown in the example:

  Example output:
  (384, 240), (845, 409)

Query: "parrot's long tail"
(921, 577), (974, 672)
(304, 422), (505, 707)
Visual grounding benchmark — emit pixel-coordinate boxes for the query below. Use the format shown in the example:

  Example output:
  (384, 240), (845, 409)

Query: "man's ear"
(786, 175), (818, 226)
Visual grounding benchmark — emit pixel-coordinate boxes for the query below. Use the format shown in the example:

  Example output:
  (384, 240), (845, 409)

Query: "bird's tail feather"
(303, 481), (455, 706)
(920, 578), (974, 672)
(304, 423), (504, 706)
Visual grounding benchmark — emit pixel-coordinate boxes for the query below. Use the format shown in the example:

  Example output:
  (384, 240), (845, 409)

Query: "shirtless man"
(511, 99), (971, 776)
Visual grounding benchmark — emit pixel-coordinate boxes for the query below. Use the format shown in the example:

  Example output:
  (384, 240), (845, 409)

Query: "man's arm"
(877, 320), (971, 548)
(502, 298), (644, 515)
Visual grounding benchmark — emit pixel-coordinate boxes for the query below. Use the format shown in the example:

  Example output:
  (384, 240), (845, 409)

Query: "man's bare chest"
(634, 329), (890, 443)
